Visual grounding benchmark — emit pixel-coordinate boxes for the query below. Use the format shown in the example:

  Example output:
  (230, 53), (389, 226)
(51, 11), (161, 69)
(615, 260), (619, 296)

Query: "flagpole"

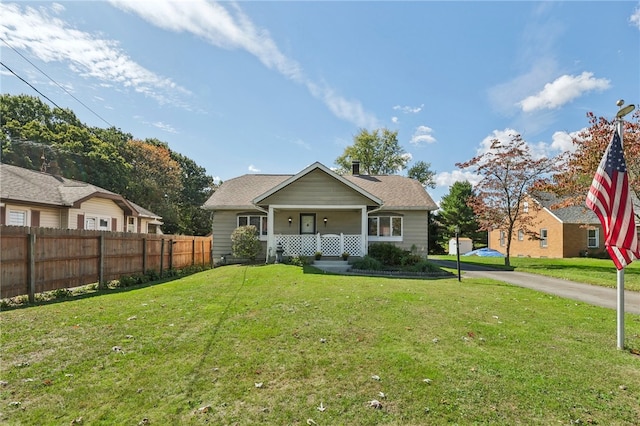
(615, 99), (635, 349)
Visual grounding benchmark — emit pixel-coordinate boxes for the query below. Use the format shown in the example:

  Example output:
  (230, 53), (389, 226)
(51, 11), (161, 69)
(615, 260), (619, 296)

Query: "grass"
(2, 264), (640, 425)
(433, 255), (640, 292)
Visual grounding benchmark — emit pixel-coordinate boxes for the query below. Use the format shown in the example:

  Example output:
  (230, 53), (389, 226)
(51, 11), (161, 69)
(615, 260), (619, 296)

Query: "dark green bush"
(352, 255), (384, 271)
(401, 253), (422, 266)
(368, 243), (406, 266)
(404, 260), (440, 273)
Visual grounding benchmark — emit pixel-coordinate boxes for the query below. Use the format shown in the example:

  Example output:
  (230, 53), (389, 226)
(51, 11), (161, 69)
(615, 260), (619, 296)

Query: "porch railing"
(275, 233), (363, 257)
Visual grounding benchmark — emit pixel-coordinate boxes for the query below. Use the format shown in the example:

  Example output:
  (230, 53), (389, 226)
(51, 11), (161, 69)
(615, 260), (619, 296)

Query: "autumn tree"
(540, 111), (640, 216)
(456, 132), (561, 266)
(335, 128), (408, 175)
(407, 160), (436, 188)
(438, 181), (484, 248)
(120, 139), (182, 233)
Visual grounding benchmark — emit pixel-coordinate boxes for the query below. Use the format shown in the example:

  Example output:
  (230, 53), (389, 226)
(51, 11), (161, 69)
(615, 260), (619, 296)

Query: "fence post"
(160, 239), (165, 278)
(98, 234), (105, 289)
(28, 231), (36, 303)
(169, 239), (174, 271)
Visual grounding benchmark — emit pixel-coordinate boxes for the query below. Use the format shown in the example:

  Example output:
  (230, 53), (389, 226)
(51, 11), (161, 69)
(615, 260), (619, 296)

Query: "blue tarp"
(462, 248), (505, 257)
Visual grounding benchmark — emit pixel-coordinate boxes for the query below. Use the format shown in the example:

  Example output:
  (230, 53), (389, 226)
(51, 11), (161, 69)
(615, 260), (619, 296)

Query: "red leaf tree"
(540, 111), (640, 216)
(456, 132), (562, 266)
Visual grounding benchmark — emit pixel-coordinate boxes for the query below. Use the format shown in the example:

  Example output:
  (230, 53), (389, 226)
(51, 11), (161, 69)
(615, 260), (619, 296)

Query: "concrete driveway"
(431, 260), (640, 315)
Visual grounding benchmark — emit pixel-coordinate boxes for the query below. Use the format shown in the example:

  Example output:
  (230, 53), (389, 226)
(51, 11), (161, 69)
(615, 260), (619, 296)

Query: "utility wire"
(0, 37), (114, 128)
(1, 61), (64, 110)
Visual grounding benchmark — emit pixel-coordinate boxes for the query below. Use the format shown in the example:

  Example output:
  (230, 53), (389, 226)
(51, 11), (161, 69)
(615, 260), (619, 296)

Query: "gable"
(256, 168), (377, 207)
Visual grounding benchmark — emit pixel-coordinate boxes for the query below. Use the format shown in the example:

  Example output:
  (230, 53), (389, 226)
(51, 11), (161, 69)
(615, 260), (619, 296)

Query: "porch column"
(267, 206), (275, 262)
(361, 207), (368, 256)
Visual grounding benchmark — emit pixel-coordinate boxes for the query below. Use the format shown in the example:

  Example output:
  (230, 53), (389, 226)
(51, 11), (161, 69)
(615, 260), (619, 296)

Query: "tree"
(120, 139), (182, 233)
(407, 160), (436, 188)
(170, 150), (216, 236)
(456, 132), (561, 266)
(538, 111), (640, 216)
(231, 225), (261, 262)
(438, 181), (484, 248)
(335, 128), (408, 175)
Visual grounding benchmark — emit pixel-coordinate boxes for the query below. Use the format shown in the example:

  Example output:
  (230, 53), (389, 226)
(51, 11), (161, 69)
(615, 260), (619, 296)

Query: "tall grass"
(2, 265), (640, 425)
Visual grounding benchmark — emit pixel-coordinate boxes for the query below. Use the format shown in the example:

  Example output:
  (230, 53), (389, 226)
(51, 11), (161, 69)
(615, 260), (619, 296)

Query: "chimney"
(352, 160), (360, 175)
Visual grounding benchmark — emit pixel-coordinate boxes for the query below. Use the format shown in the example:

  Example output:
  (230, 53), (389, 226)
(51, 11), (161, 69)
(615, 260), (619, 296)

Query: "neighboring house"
(488, 192), (605, 258)
(202, 161), (438, 263)
(0, 163), (163, 233)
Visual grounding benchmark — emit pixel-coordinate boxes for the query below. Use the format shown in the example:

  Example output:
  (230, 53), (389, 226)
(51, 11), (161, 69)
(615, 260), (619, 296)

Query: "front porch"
(274, 233), (364, 257)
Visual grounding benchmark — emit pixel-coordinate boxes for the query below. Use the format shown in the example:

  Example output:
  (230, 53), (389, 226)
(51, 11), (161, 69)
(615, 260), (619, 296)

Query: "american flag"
(586, 130), (640, 270)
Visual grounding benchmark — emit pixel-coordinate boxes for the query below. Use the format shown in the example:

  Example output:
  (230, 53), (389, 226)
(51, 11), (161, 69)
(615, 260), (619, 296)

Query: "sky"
(1, 1), (639, 205)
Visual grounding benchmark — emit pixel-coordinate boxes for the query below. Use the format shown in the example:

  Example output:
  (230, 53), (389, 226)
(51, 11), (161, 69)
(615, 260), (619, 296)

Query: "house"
(0, 163), (163, 233)
(202, 161), (438, 263)
(488, 192), (605, 258)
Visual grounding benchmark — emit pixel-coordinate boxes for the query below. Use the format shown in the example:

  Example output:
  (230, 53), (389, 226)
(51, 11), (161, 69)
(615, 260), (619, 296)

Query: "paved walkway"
(431, 260), (640, 315)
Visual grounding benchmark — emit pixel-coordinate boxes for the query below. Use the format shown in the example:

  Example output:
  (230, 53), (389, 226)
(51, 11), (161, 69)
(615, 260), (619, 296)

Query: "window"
(238, 215), (268, 238)
(587, 228), (599, 248)
(518, 229), (524, 241)
(127, 217), (136, 233)
(499, 230), (506, 247)
(85, 216), (110, 231)
(540, 228), (548, 248)
(8, 210), (27, 226)
(368, 216), (402, 241)
(523, 202), (529, 213)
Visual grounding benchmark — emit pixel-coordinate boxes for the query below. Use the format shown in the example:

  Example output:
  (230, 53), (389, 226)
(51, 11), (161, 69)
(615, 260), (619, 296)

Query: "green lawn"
(2, 264), (640, 425)
(433, 255), (640, 292)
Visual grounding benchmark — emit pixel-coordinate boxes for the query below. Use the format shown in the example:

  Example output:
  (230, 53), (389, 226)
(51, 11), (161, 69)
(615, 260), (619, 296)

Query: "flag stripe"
(585, 130), (640, 270)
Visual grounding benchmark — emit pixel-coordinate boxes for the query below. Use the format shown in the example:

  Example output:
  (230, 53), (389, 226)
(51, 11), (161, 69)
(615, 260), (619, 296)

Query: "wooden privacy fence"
(0, 226), (212, 300)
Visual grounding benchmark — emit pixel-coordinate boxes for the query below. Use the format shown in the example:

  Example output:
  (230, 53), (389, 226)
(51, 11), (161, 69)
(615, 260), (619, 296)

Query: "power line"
(0, 37), (114, 128)
(0, 61), (64, 110)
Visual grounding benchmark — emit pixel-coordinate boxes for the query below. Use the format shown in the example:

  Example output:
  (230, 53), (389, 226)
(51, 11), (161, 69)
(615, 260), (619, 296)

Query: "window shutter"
(31, 210), (40, 227)
(77, 214), (85, 230)
(112, 218), (117, 232)
(0, 206), (5, 225)
(137, 220), (141, 233)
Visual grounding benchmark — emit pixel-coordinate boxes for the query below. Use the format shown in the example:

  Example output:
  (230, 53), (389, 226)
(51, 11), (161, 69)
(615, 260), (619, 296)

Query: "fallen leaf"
(255, 382), (263, 388)
(368, 399), (383, 409)
(371, 375), (381, 381)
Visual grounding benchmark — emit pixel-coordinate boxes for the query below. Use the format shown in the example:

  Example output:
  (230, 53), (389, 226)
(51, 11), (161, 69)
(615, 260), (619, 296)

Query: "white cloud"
(391, 116), (398, 124)
(111, 0), (378, 129)
(630, 6), (640, 29)
(410, 125), (436, 146)
(212, 176), (222, 184)
(393, 104), (424, 114)
(248, 164), (260, 172)
(152, 121), (178, 134)
(519, 72), (610, 112)
(435, 170), (482, 188)
(550, 129), (581, 153)
(0, 3), (190, 106)
(293, 138), (311, 150)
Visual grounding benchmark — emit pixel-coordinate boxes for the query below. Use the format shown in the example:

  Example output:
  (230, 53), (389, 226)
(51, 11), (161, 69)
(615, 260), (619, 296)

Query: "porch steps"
(313, 259), (351, 273)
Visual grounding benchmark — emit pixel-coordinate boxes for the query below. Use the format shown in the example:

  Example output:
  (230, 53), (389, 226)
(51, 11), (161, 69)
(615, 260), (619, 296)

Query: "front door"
(300, 213), (316, 234)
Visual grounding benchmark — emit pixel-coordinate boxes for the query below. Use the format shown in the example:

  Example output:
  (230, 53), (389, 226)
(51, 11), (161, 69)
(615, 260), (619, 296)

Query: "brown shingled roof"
(202, 163), (437, 211)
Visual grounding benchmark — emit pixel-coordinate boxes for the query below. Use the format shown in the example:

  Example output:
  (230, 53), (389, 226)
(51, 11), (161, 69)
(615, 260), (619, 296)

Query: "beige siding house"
(0, 163), (163, 233)
(202, 162), (438, 263)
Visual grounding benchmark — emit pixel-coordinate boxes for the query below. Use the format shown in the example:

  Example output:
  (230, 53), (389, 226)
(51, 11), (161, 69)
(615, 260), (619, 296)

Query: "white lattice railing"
(275, 233), (363, 257)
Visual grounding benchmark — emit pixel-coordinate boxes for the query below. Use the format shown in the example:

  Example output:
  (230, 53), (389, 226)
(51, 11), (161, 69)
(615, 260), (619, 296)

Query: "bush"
(401, 253), (422, 266)
(352, 255), (383, 271)
(404, 260), (441, 273)
(287, 255), (310, 267)
(368, 243), (406, 266)
(231, 225), (262, 261)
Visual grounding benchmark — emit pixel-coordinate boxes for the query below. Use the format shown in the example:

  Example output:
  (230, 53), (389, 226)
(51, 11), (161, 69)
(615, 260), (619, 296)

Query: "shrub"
(405, 260), (441, 273)
(352, 255), (383, 271)
(368, 243), (406, 266)
(401, 253), (422, 266)
(231, 225), (262, 262)
(287, 255), (310, 267)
